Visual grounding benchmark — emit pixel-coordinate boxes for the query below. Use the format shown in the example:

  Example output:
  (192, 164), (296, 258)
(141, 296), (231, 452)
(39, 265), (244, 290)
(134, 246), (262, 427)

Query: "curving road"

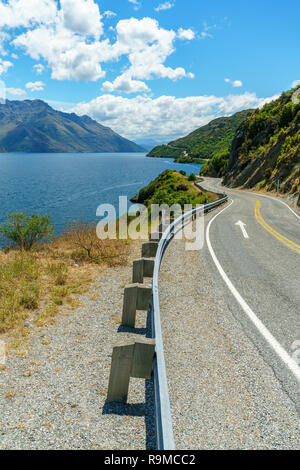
(159, 176), (300, 449)
(201, 177), (300, 407)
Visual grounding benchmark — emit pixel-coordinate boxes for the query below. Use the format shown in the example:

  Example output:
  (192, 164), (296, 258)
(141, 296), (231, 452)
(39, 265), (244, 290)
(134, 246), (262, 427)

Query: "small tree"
(188, 173), (197, 181)
(0, 212), (54, 251)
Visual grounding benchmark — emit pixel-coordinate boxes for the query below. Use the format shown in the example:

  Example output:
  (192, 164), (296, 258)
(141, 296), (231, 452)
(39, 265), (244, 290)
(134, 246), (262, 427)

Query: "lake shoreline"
(0, 152), (201, 238)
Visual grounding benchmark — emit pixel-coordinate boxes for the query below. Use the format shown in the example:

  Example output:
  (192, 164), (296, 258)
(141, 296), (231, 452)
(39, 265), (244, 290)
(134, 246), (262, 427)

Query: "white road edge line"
(208, 178), (300, 220)
(206, 199), (300, 382)
(250, 192), (300, 220)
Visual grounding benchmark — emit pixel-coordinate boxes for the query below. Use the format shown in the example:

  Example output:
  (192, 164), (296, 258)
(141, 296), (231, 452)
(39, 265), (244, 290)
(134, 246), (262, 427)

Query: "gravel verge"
(0, 241), (155, 450)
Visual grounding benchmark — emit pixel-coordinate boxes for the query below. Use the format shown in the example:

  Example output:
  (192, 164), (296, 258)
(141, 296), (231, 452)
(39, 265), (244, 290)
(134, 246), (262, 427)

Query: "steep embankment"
(222, 87), (300, 203)
(0, 100), (144, 153)
(147, 111), (249, 163)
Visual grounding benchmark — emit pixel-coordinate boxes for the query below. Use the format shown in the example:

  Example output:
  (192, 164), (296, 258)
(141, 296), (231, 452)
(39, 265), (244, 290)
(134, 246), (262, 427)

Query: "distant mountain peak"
(0, 99), (144, 153)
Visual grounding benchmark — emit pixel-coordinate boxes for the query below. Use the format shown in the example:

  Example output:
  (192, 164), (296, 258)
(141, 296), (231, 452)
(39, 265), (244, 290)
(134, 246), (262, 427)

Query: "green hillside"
(132, 170), (216, 208)
(222, 86), (300, 201)
(147, 110), (249, 163)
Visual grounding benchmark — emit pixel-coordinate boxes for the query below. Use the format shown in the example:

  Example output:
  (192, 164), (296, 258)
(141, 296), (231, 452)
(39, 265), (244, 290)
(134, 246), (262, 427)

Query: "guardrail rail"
(151, 194), (228, 450)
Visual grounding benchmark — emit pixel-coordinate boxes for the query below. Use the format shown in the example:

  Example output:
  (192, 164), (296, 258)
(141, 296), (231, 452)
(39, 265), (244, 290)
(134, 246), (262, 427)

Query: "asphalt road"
(201, 177), (300, 409)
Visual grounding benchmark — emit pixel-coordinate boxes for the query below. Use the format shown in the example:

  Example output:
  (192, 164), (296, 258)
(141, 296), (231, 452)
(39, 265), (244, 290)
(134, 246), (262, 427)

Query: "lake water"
(0, 153), (201, 235)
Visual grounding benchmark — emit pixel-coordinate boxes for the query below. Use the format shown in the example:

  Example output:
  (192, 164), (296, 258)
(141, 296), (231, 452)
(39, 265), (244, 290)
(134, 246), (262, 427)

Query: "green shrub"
(201, 149), (230, 177)
(188, 173), (197, 181)
(176, 183), (188, 191)
(0, 212), (54, 251)
(279, 103), (294, 127)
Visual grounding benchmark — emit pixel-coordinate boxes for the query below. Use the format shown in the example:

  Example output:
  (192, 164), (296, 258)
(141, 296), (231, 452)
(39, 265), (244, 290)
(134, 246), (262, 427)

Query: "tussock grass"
(0, 253), (40, 332)
(0, 221), (131, 333)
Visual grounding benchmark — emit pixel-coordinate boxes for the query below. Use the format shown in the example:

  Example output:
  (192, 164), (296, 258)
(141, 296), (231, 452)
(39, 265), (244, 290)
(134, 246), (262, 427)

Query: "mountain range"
(0, 100), (144, 153)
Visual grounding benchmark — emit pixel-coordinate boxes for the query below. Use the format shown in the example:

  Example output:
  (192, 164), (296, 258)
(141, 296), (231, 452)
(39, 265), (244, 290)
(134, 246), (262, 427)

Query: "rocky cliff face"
(0, 100), (144, 153)
(223, 88), (300, 204)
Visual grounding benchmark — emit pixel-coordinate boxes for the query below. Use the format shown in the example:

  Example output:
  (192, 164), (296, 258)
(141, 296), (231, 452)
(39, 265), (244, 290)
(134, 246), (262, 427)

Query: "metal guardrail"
(151, 194), (228, 450)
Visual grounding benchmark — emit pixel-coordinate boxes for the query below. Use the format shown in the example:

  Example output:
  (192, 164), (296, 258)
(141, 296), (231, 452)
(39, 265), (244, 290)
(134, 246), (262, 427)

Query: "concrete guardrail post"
(132, 258), (155, 283)
(122, 283), (152, 328)
(142, 241), (159, 258)
(107, 338), (155, 403)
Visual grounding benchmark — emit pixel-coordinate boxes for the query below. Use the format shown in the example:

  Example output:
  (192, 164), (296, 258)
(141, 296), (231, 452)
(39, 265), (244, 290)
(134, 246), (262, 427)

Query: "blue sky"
(0, 0), (299, 144)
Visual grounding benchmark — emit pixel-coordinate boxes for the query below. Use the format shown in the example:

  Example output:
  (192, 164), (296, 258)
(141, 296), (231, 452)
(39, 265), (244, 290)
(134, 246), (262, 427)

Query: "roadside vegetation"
(0, 171), (217, 335)
(222, 85), (300, 199)
(0, 213), (131, 333)
(200, 85), (300, 205)
(201, 149), (230, 177)
(133, 169), (217, 208)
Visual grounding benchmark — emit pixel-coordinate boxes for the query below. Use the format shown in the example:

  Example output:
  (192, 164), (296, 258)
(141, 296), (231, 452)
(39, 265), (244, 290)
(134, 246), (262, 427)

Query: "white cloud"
(0, 31), (10, 55)
(0, 0), (103, 39)
(177, 27), (195, 40)
(33, 63), (45, 74)
(11, 6), (193, 87)
(25, 80), (45, 91)
(13, 22), (106, 81)
(71, 92), (278, 142)
(102, 73), (150, 94)
(8, 0), (105, 81)
(0, 79), (5, 102)
(103, 11), (117, 18)
(199, 22), (214, 40)
(6, 87), (27, 96)
(155, 2), (175, 12)
(225, 78), (243, 87)
(291, 80), (300, 88)
(99, 17), (195, 92)
(0, 0), (57, 29)
(60, 0), (103, 39)
(0, 58), (12, 75)
(128, 0), (141, 11)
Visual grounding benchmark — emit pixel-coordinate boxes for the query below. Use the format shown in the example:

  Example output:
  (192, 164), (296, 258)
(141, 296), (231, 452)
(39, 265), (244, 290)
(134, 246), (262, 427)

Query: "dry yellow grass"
(0, 221), (131, 334)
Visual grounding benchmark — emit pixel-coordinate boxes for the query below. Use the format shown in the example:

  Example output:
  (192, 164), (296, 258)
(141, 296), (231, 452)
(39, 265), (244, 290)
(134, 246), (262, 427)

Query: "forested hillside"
(148, 111), (249, 163)
(221, 87), (300, 201)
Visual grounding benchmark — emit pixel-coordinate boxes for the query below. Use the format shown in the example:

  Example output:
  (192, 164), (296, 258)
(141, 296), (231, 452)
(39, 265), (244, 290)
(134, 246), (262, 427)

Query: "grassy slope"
(147, 110), (249, 163)
(223, 87), (300, 198)
(133, 169), (217, 207)
(0, 223), (130, 334)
